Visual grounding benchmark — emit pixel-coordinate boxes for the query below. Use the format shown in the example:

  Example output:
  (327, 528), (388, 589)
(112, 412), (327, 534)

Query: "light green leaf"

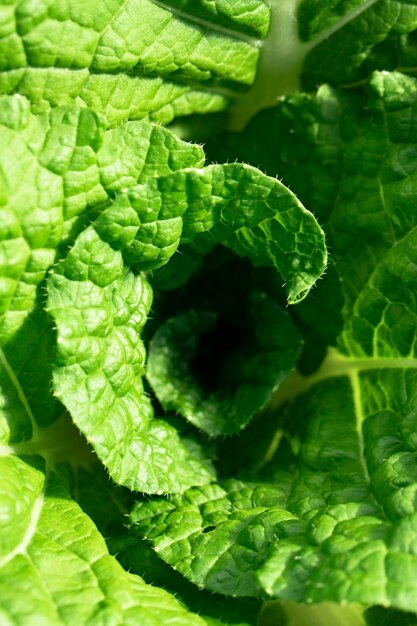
(0, 451), (210, 626)
(0, 0), (269, 126)
(0, 95), (65, 441)
(47, 105), (205, 244)
(0, 94), (203, 344)
(0, 95), (63, 348)
(0, 93), (204, 438)
(94, 164), (327, 303)
(97, 121), (205, 194)
(157, 0), (270, 37)
(47, 227), (215, 493)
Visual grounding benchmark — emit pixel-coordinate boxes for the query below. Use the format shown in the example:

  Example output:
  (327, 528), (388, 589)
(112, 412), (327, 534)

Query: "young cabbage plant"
(2, 1), (417, 625)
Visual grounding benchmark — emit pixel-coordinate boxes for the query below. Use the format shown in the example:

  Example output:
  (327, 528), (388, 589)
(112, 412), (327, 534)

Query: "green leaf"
(342, 226), (417, 358)
(130, 69), (417, 609)
(131, 367), (417, 611)
(0, 0), (269, 126)
(215, 71), (417, 359)
(157, 0), (270, 38)
(132, 478), (292, 597)
(329, 72), (417, 319)
(0, 94), (205, 439)
(0, 451), (212, 625)
(147, 294), (302, 435)
(7, 4), (417, 619)
(0, 93), (203, 341)
(298, 0), (417, 88)
(0, 95), (65, 441)
(208, 85), (360, 227)
(69, 461), (261, 626)
(47, 227), (215, 493)
(129, 99), (417, 617)
(47, 150), (325, 482)
(49, 105), (205, 245)
(0, 301), (61, 445)
(94, 163), (327, 303)
(249, 71), (417, 323)
(0, 95), (63, 348)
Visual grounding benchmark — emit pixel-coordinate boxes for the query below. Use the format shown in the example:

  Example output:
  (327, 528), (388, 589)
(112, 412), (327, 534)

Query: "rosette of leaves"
(4, 1), (417, 624)
(131, 71), (417, 616)
(147, 250), (303, 435)
(0, 87), (325, 622)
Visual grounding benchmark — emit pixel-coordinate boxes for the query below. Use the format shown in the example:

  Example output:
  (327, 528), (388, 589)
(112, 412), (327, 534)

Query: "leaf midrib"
(149, 0), (262, 45)
(0, 492), (44, 569)
(272, 347), (417, 409)
(0, 345), (39, 440)
(231, 0), (380, 127)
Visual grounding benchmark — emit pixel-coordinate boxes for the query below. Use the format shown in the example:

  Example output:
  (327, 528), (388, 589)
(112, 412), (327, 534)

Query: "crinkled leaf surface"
(0, 95), (64, 442)
(328, 72), (417, 323)
(212, 70), (417, 361)
(0, 93), (203, 444)
(0, 359), (207, 625)
(219, 71), (417, 316)
(132, 367), (417, 609)
(47, 227), (215, 493)
(94, 163), (327, 303)
(71, 461), (261, 626)
(0, 94), (63, 348)
(0, 337), (222, 625)
(47, 153), (326, 487)
(6, 2), (417, 621)
(155, 0), (270, 37)
(147, 294), (302, 435)
(297, 0), (417, 88)
(0, 89), (324, 494)
(6, 0), (413, 130)
(0, 92), (203, 346)
(0, 0), (269, 126)
(130, 71), (417, 613)
(209, 85), (360, 227)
